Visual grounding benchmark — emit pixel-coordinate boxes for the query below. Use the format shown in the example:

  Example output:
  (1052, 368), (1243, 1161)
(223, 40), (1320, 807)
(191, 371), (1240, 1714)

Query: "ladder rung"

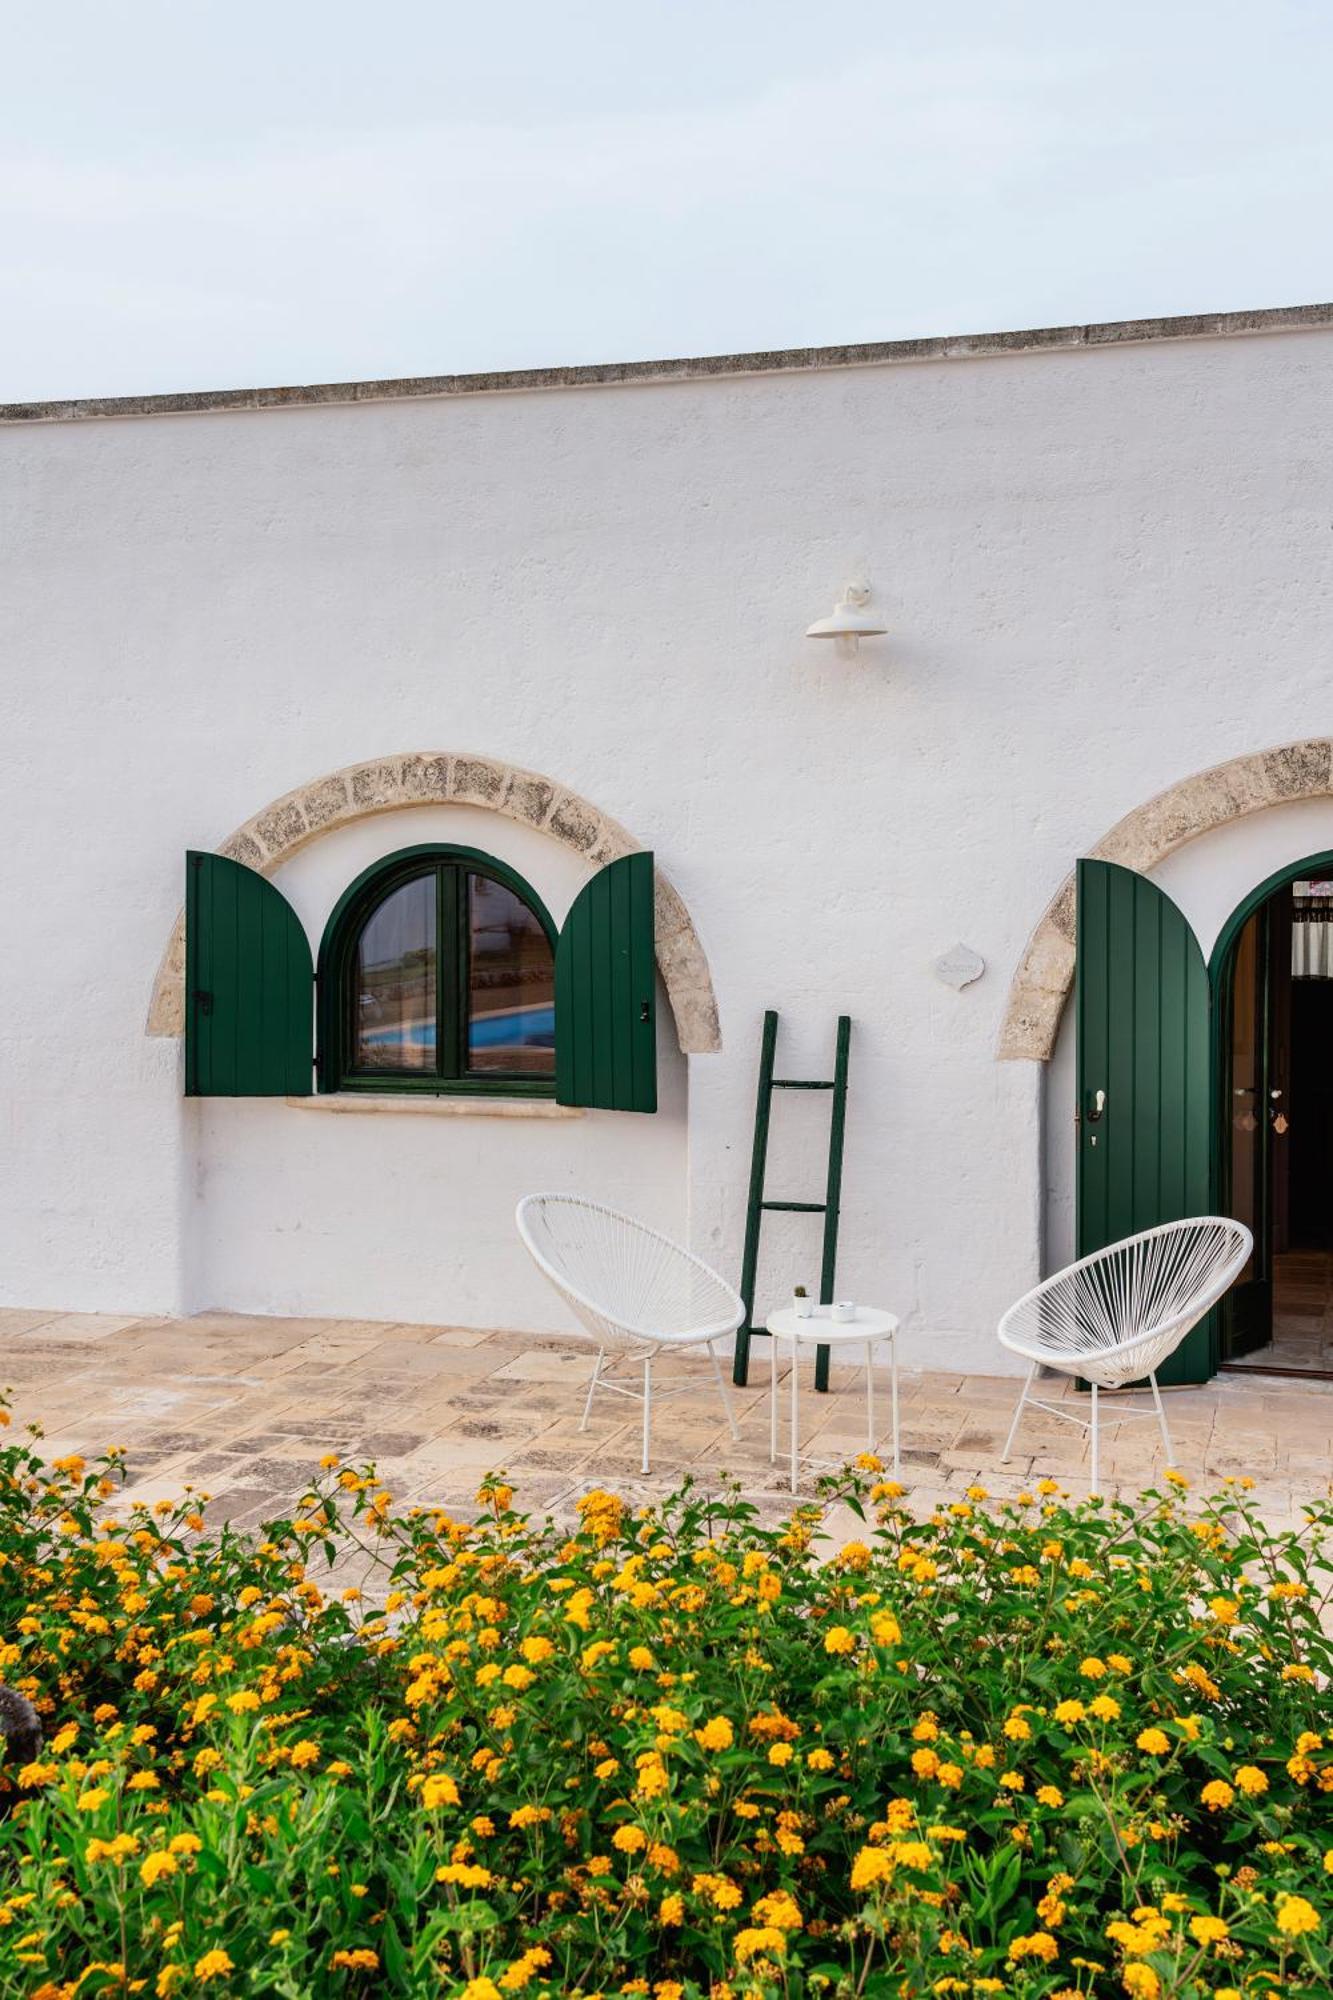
(772, 1078), (835, 1090)
(761, 1200), (826, 1213)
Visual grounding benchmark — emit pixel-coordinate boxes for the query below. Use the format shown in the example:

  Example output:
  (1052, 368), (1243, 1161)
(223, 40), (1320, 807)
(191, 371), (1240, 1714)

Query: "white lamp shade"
(806, 588), (887, 640)
(806, 604), (887, 639)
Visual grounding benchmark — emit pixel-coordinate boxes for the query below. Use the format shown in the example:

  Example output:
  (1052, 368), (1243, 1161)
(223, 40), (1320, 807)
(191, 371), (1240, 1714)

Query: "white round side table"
(765, 1305), (901, 1494)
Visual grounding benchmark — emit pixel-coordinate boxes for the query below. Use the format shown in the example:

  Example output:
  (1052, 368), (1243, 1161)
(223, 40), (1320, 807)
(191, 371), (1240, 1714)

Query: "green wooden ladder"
(732, 1010), (852, 1392)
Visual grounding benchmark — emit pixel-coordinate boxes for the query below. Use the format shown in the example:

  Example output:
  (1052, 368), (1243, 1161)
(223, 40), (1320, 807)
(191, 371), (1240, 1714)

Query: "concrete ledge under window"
(285, 1094), (585, 1120)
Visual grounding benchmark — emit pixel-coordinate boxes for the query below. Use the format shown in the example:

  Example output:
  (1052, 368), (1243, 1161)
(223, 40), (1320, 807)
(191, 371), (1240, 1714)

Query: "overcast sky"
(3, 0), (1331, 401)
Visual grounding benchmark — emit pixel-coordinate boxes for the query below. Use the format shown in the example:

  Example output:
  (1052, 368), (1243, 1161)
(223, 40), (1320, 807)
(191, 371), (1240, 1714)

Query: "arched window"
(318, 847), (557, 1095)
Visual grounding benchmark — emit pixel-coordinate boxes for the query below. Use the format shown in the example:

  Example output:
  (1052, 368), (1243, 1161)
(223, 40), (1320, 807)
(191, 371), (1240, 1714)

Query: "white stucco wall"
(5, 318), (1333, 1373)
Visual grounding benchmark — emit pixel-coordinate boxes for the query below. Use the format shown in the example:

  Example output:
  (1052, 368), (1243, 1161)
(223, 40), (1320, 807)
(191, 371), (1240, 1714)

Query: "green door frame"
(1205, 846), (1333, 1373)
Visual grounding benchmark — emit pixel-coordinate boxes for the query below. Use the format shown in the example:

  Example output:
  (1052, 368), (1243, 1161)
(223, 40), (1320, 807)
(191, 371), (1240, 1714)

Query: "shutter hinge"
(192, 988), (214, 1017)
(640, 1000), (651, 1024)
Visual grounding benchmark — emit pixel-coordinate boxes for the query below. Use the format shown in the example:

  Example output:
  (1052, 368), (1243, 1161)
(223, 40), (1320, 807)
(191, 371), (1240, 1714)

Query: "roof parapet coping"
(4, 302), (1333, 427)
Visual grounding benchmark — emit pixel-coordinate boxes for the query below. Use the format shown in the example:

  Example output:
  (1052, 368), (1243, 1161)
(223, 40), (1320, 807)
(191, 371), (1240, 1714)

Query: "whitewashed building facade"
(6, 302), (1333, 1381)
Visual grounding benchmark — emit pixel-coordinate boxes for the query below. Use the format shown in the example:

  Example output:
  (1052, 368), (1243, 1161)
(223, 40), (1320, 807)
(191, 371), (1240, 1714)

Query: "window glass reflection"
(467, 874), (555, 1074)
(353, 874), (436, 1070)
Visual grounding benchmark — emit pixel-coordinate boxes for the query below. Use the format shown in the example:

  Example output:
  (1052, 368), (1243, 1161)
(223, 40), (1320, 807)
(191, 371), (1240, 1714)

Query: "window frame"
(316, 844), (559, 1098)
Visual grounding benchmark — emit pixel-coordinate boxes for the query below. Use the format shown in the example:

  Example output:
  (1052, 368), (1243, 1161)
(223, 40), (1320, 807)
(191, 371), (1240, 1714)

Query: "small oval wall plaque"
(933, 943), (985, 991)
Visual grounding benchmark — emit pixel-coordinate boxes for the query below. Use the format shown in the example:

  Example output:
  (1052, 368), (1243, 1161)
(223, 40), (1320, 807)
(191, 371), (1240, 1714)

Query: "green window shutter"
(1076, 858), (1212, 1381)
(555, 852), (657, 1112)
(185, 852), (314, 1097)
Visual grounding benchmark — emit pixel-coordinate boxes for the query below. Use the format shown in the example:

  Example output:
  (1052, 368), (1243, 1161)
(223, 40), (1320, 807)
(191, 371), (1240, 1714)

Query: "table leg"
(789, 1334), (799, 1496)
(769, 1334), (777, 1464)
(866, 1339), (874, 1449)
(891, 1331), (900, 1476)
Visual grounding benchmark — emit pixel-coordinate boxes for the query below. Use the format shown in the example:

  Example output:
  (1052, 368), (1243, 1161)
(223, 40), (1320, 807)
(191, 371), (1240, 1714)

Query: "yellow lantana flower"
(1009, 1932), (1058, 1962)
(420, 1773), (460, 1809)
(734, 1926), (786, 1963)
(694, 1717), (733, 1752)
(850, 1846), (893, 1891)
(1275, 1895), (1320, 1937)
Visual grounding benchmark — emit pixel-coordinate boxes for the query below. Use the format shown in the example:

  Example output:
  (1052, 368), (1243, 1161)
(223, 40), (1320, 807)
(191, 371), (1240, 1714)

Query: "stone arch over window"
(148, 753), (721, 1054)
(998, 738), (1333, 1062)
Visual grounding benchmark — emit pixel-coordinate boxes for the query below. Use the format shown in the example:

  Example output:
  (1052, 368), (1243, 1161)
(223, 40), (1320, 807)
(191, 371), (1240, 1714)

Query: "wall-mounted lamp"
(806, 582), (887, 659)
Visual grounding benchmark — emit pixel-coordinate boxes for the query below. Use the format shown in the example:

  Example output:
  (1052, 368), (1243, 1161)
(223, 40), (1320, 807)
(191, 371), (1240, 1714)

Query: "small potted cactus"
(792, 1283), (813, 1319)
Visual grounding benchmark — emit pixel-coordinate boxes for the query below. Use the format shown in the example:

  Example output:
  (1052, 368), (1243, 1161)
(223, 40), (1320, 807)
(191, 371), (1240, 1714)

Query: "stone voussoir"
(449, 755), (510, 806)
(349, 760), (409, 813)
(219, 831), (266, 870)
(299, 773), (354, 832)
(399, 753), (451, 801)
(547, 790), (606, 853)
(251, 797), (308, 858)
(503, 770), (556, 827)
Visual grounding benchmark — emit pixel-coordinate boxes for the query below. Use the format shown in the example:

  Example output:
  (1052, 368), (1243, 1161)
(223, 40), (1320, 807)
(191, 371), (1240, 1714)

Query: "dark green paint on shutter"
(555, 852), (657, 1112)
(185, 852), (314, 1097)
(1076, 859), (1211, 1382)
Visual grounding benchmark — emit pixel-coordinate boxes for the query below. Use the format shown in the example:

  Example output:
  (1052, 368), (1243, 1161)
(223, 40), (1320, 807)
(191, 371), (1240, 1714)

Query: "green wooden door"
(185, 852), (314, 1096)
(1076, 859), (1212, 1382)
(555, 852), (657, 1112)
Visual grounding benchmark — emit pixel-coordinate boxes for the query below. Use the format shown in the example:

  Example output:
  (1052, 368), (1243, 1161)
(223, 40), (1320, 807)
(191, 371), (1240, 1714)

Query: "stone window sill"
(285, 1094), (584, 1120)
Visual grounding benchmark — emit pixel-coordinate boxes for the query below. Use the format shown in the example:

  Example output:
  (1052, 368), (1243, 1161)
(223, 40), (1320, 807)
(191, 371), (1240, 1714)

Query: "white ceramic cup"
(793, 1294), (813, 1319)
(831, 1300), (856, 1324)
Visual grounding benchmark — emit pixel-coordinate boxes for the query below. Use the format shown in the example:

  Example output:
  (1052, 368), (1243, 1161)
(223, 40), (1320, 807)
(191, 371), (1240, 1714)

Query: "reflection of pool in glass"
(470, 1004), (555, 1051)
(362, 1005), (555, 1052)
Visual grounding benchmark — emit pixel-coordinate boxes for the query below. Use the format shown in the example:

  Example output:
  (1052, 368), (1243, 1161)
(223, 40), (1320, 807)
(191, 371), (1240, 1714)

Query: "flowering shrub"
(0, 1417), (1328, 2000)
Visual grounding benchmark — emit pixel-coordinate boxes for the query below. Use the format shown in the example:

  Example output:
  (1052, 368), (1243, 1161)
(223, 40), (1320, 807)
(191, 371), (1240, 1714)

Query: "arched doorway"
(1211, 849), (1333, 1376)
(1072, 846), (1333, 1383)
(999, 736), (1333, 1064)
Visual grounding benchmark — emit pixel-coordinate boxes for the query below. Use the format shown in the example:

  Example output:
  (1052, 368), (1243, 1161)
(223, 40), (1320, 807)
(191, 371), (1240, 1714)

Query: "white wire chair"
(998, 1217), (1252, 1493)
(515, 1193), (744, 1475)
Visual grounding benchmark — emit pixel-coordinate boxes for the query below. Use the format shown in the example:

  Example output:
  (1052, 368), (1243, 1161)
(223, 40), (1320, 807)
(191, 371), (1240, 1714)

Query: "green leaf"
(437, 1900), (500, 1936)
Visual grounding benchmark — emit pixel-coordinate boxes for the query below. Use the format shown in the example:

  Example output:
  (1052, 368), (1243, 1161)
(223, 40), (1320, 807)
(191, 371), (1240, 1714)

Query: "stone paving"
(3, 1308), (1331, 1548)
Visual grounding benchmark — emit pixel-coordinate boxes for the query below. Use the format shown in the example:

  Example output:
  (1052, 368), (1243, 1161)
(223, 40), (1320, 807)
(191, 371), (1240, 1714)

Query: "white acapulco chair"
(515, 1193), (744, 1475)
(998, 1217), (1252, 1494)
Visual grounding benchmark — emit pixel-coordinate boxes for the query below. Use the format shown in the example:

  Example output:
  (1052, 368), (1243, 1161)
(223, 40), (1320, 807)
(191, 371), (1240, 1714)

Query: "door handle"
(1086, 1088), (1106, 1123)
